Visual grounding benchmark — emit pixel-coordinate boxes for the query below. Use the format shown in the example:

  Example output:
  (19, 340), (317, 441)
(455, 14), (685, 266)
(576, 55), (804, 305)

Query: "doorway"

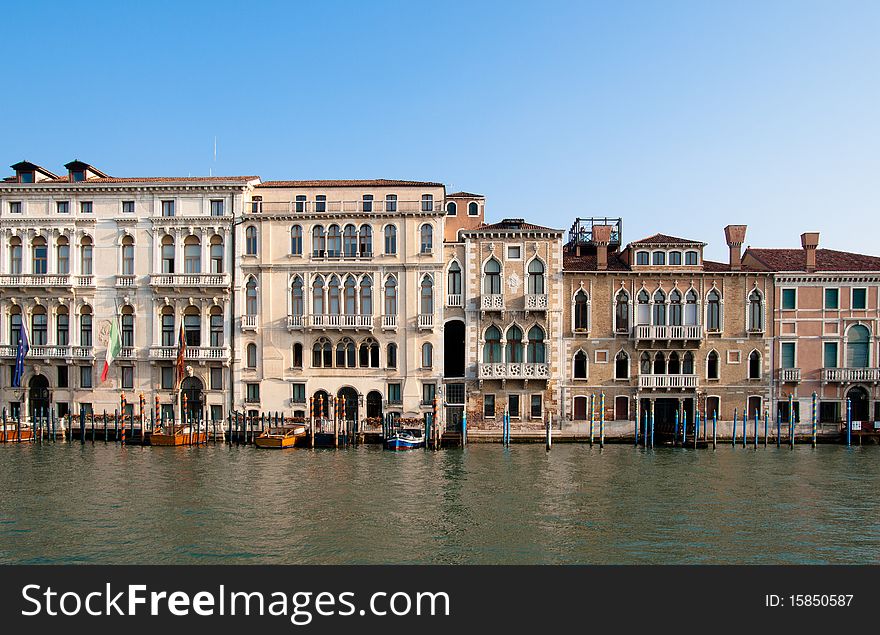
(29, 375), (50, 421)
(444, 320), (465, 378)
(847, 386), (870, 422)
(366, 390), (383, 419)
(337, 386), (359, 421)
(180, 376), (203, 419)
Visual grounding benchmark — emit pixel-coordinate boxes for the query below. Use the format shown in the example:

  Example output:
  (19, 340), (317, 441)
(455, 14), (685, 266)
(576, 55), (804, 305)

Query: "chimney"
(724, 225), (747, 271)
(801, 232), (819, 272)
(592, 225), (612, 271)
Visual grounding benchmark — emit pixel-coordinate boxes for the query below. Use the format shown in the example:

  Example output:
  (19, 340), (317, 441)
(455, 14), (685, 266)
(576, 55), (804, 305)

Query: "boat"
(0, 424), (32, 443)
(255, 424), (308, 449)
(384, 428), (425, 451)
(149, 424), (207, 446)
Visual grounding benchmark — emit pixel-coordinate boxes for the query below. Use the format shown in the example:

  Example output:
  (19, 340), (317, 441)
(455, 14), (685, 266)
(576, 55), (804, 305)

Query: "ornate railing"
(478, 362), (550, 379)
(481, 294), (504, 311)
(447, 294), (463, 307)
(418, 314), (434, 329)
(822, 368), (880, 383)
(525, 294), (548, 310)
(638, 374), (699, 389)
(150, 273), (229, 287)
(780, 368), (801, 383)
(309, 314), (373, 329)
(633, 324), (703, 340)
(149, 346), (229, 360)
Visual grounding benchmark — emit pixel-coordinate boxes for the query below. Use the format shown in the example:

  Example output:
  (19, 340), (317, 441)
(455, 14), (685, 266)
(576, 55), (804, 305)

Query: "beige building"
(0, 160), (257, 422)
(562, 219), (773, 430)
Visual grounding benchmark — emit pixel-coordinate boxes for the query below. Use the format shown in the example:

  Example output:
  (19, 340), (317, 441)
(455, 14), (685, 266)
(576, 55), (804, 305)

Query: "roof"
(32, 175), (258, 184)
(446, 191), (484, 198)
(563, 250), (631, 271)
(466, 218), (562, 233)
(258, 179), (443, 188)
(745, 248), (880, 272)
(630, 233), (705, 246)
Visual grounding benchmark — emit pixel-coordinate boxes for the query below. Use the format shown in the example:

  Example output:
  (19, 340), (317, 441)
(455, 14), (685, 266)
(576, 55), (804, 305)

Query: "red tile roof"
(630, 233), (705, 246)
(446, 191), (483, 198)
(258, 179), (443, 188)
(563, 251), (631, 271)
(46, 175), (260, 184)
(473, 218), (561, 232)
(745, 248), (880, 272)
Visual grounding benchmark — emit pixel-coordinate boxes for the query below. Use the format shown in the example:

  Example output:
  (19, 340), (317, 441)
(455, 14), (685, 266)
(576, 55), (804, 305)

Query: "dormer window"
(635, 251), (649, 265)
(71, 170), (85, 182)
(19, 172), (34, 183)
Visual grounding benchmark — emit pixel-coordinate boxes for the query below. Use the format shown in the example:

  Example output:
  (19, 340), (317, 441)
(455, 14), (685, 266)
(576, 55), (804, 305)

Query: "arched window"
(573, 290), (589, 331)
(384, 225), (397, 255)
(684, 289), (698, 325)
(360, 338), (380, 368)
(615, 351), (629, 379)
(343, 224), (358, 257)
(160, 235), (174, 273)
(121, 306), (135, 347)
(652, 251), (666, 265)
(336, 338), (356, 368)
(527, 325), (545, 363)
(79, 305), (93, 346)
(420, 275), (434, 314)
(846, 325), (870, 368)
(748, 350), (761, 379)
(359, 275), (373, 315)
(9, 237), (22, 274)
(748, 290), (763, 331)
(56, 237), (70, 274)
(312, 276), (325, 315)
(448, 261), (462, 295)
(210, 235), (224, 273)
(615, 290), (630, 333)
(184, 236), (201, 273)
(327, 224), (342, 256)
(245, 277), (258, 316)
(683, 351), (694, 374)
(636, 290), (650, 325)
(313, 338), (332, 367)
(343, 276), (357, 315)
(446, 201), (457, 216)
(653, 352), (666, 375)
(669, 251), (682, 265)
(384, 276), (397, 315)
(652, 289), (666, 325)
(483, 258), (501, 294)
(291, 276), (304, 316)
(420, 223), (433, 254)
(246, 343), (257, 368)
(31, 306), (47, 345)
(312, 225), (326, 256)
(387, 342), (397, 369)
(245, 226), (257, 255)
(328, 276), (341, 315)
(290, 225), (302, 255)
(292, 343), (303, 368)
(468, 201), (479, 216)
(574, 350), (588, 379)
(707, 350), (720, 379)
(56, 307), (69, 345)
(184, 307), (201, 346)
(422, 343), (433, 368)
(668, 351), (680, 374)
(32, 237), (47, 274)
(706, 290), (721, 331)
(506, 325), (523, 363)
(640, 352), (651, 374)
(359, 225), (372, 256)
(527, 259), (545, 294)
(209, 306), (223, 347)
(483, 326), (502, 362)
(669, 290), (682, 326)
(636, 251), (649, 265)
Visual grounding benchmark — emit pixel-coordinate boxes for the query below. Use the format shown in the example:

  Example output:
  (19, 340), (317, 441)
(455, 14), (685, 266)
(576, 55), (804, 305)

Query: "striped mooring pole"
(811, 392), (817, 448)
(599, 392), (605, 448)
(589, 393), (595, 446)
(846, 397), (852, 447)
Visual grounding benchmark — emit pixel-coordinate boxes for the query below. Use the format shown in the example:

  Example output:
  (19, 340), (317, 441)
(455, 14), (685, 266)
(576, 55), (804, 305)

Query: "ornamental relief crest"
(98, 320), (112, 346)
(506, 272), (521, 292)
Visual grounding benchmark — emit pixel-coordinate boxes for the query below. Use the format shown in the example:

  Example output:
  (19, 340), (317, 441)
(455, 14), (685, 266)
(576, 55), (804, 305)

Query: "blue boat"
(384, 428), (425, 451)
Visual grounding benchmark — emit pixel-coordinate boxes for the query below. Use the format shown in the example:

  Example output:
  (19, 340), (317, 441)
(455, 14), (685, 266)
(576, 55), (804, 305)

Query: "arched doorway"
(29, 375), (50, 421)
(846, 386), (869, 422)
(337, 386), (359, 421)
(444, 319), (465, 378)
(366, 390), (383, 419)
(180, 376), (203, 419)
(313, 390), (330, 419)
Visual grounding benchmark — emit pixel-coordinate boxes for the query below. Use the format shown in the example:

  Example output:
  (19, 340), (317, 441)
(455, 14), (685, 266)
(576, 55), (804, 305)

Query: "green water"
(1, 443), (878, 564)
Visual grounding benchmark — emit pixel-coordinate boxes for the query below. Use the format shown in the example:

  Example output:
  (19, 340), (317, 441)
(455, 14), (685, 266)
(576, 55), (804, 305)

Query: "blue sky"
(1, 0), (877, 261)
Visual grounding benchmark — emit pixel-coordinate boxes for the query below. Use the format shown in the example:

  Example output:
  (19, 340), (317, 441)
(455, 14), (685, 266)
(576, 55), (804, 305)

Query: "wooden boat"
(255, 424), (307, 449)
(0, 425), (33, 443)
(384, 428), (425, 451)
(149, 424), (207, 446)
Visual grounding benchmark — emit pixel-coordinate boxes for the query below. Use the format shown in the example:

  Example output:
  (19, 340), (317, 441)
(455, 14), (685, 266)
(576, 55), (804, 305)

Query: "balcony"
(0, 274), (93, 289)
(0, 344), (93, 359)
(382, 315), (398, 330)
(779, 368), (801, 383)
(447, 293), (463, 307)
(418, 314), (434, 329)
(525, 294), (548, 311)
(633, 324), (702, 344)
(252, 199), (444, 215)
(287, 315), (304, 330)
(311, 250), (373, 261)
(822, 368), (880, 383)
(149, 346), (230, 361)
(118, 347), (136, 359)
(481, 294), (504, 311)
(150, 273), (230, 289)
(116, 274), (137, 288)
(478, 362), (550, 380)
(309, 314), (374, 330)
(241, 315), (258, 331)
(638, 374), (699, 390)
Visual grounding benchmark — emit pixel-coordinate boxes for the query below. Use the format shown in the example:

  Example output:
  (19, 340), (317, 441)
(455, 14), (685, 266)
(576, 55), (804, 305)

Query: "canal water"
(1, 443), (878, 565)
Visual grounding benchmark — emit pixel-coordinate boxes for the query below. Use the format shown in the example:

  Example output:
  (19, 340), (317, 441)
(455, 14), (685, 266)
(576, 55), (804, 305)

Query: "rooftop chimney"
(801, 232), (819, 272)
(592, 225), (613, 271)
(724, 225), (747, 271)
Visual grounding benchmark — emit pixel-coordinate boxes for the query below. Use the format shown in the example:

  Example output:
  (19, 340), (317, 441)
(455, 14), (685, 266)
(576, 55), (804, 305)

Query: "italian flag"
(101, 317), (122, 383)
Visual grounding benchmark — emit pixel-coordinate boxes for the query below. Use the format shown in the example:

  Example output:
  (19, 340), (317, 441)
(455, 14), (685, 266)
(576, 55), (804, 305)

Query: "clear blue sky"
(2, 0), (877, 261)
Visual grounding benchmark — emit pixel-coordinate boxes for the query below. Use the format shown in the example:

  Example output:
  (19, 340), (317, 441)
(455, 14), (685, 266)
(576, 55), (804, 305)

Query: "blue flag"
(12, 318), (29, 388)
